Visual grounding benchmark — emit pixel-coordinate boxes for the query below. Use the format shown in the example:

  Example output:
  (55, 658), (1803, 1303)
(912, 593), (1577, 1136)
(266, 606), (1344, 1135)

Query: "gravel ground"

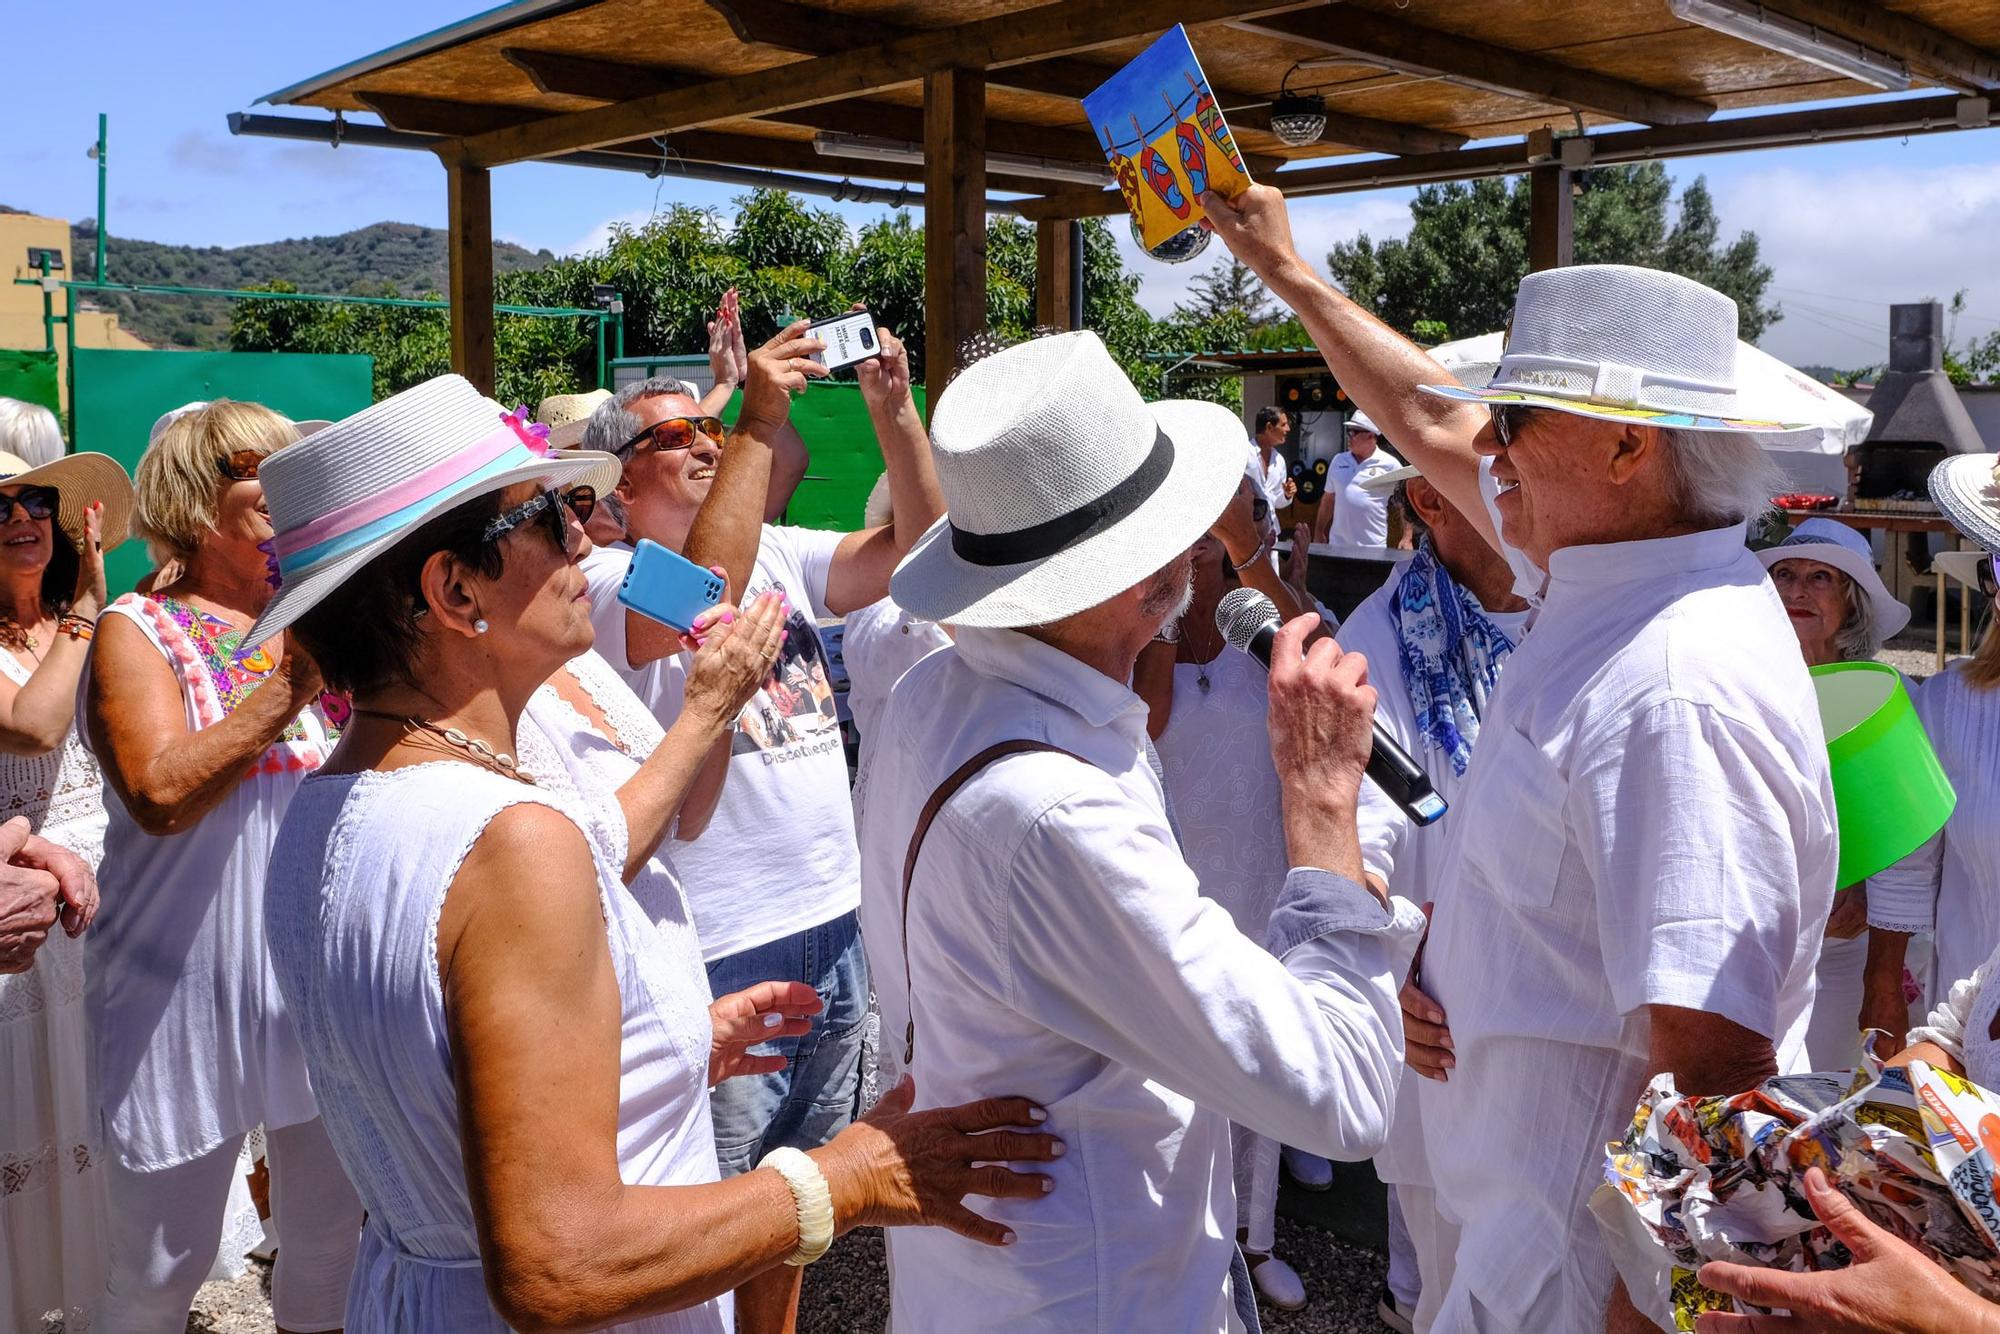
(194, 1215), (1392, 1334)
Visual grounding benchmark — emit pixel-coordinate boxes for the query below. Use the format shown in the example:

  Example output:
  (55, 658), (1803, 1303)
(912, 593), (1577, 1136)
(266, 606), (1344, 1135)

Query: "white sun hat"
(1417, 265), (1820, 446)
(1757, 516), (1910, 641)
(1931, 453), (2000, 553)
(1359, 462), (1421, 497)
(244, 375), (618, 647)
(890, 331), (1244, 628)
(1345, 410), (1381, 436)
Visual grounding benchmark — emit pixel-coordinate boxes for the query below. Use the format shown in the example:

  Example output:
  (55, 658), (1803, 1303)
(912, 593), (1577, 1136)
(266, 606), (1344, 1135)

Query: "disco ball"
(1268, 93), (1328, 148)
(1131, 217), (1211, 265)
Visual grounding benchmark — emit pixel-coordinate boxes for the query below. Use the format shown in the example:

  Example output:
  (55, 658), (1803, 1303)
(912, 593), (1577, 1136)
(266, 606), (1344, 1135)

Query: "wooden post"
(1528, 163), (1573, 272)
(446, 158), (496, 393)
(1034, 218), (1074, 331)
(923, 67), (986, 412)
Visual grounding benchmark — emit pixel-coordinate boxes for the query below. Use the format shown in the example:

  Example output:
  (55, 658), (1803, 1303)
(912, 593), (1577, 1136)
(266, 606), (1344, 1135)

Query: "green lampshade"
(1811, 662), (1956, 887)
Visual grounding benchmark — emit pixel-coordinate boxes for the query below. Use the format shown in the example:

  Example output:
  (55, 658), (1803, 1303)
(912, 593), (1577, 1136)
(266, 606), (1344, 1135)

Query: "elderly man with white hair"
(1206, 186), (1836, 1333)
(858, 329), (1425, 1332)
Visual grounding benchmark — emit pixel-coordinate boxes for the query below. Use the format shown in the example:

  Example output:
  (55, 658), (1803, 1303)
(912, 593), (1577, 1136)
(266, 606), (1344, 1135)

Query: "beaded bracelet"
(57, 615), (95, 643)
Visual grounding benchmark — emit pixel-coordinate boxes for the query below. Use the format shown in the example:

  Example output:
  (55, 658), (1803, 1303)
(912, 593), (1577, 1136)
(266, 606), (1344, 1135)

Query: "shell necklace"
(353, 708), (535, 784)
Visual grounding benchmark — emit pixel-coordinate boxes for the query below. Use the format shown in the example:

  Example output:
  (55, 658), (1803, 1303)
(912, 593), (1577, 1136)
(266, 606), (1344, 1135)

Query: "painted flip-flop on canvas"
(1084, 25), (1253, 251)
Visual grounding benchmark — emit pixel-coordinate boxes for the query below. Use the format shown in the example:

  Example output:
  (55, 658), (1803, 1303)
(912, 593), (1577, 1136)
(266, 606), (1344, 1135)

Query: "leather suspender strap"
(901, 739), (1085, 1066)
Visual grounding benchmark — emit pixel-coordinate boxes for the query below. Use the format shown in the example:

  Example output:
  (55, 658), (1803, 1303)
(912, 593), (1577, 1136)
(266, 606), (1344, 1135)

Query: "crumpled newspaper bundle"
(1590, 1053), (2000, 1331)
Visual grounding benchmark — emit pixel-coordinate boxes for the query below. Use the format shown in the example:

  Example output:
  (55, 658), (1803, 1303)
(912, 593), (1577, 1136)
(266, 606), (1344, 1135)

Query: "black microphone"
(1215, 587), (1447, 827)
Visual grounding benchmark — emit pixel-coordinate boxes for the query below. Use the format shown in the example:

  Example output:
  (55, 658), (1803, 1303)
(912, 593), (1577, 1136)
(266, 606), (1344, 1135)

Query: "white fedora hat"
(1418, 265), (1817, 442)
(1345, 410), (1381, 436)
(1932, 453), (2000, 553)
(890, 331), (1244, 628)
(1359, 462), (1421, 497)
(1757, 517), (1910, 641)
(244, 375), (617, 647)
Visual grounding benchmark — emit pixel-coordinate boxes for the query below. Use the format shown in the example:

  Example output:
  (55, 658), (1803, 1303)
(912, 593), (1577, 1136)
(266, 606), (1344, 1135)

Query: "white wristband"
(760, 1147), (835, 1266)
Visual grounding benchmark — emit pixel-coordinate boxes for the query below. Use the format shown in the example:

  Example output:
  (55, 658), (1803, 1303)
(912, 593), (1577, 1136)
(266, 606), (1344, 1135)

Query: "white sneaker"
(249, 1217), (279, 1263)
(1282, 1146), (1333, 1191)
(1248, 1253), (1307, 1311)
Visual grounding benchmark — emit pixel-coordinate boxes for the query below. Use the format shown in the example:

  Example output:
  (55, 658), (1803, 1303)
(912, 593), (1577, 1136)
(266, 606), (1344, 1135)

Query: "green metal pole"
(595, 316), (607, 391)
(93, 114), (107, 282)
(63, 300), (78, 446)
(614, 294), (625, 361)
(36, 257), (54, 355)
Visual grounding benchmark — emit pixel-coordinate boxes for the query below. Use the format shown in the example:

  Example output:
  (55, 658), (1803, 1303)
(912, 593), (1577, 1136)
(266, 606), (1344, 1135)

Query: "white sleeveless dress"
(265, 760), (727, 1332)
(0, 648), (110, 1332)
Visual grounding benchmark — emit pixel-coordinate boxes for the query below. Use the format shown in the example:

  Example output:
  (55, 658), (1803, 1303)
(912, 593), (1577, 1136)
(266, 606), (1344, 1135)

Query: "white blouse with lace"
(0, 644), (110, 1332)
(1908, 942), (2000, 1090)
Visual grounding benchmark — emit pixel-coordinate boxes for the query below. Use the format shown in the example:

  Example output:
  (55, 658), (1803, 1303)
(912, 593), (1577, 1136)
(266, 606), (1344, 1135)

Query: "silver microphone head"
(1216, 587), (1281, 654)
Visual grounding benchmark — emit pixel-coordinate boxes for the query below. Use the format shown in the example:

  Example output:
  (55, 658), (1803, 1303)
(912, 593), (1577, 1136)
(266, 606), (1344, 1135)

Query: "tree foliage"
(1325, 164), (1780, 345)
(230, 193), (1182, 406)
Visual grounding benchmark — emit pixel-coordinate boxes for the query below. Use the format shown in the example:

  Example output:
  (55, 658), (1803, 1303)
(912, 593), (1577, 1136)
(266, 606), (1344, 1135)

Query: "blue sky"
(8, 0), (1997, 370)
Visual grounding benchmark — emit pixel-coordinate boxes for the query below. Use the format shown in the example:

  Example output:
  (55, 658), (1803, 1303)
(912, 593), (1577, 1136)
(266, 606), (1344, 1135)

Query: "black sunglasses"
(1489, 404), (1543, 448)
(562, 485), (597, 526)
(0, 485), (58, 522)
(482, 489), (578, 555)
(1251, 496), (1270, 523)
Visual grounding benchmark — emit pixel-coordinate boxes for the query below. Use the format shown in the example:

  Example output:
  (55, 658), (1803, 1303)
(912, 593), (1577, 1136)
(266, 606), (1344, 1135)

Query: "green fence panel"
(0, 350), (61, 417)
(71, 349), (374, 595)
(722, 382), (927, 533)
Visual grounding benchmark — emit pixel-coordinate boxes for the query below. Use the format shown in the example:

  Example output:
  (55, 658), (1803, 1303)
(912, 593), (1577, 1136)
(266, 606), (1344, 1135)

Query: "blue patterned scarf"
(1387, 539), (1516, 776)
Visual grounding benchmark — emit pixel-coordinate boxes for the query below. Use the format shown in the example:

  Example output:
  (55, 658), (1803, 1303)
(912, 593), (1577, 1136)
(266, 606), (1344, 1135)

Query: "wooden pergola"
(241, 0), (2000, 405)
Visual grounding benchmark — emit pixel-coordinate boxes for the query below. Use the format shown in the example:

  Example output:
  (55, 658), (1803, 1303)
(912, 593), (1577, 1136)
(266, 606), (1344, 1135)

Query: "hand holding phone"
(807, 310), (881, 371)
(619, 539), (725, 634)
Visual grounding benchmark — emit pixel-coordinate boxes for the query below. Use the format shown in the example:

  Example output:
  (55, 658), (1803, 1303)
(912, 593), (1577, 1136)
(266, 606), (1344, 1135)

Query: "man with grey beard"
(855, 330), (1425, 1333)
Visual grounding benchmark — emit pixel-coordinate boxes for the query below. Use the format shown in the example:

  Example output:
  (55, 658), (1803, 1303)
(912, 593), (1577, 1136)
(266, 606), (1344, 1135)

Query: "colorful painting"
(1083, 25), (1253, 251)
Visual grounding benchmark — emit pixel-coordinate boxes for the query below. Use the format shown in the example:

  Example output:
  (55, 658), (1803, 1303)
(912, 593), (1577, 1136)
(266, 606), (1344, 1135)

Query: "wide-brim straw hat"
(1931, 453), (2000, 554)
(536, 389), (614, 450)
(1756, 516), (1911, 641)
(245, 375), (618, 647)
(890, 331), (1243, 628)
(0, 451), (134, 552)
(1417, 265), (1819, 445)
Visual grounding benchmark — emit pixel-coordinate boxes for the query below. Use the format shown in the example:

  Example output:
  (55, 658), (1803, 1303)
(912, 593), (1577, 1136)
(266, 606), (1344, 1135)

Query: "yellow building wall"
(0, 213), (149, 410)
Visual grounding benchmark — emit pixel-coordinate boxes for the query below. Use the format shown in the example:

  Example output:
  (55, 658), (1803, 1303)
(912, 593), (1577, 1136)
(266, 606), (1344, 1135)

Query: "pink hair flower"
(502, 405), (553, 456)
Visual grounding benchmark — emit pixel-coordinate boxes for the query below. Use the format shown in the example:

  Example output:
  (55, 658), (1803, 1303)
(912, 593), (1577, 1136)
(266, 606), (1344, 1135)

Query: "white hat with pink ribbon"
(244, 374), (617, 647)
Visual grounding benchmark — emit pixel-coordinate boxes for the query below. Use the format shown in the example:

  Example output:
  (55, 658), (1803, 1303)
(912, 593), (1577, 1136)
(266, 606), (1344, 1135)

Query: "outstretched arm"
(821, 326), (948, 615)
(1201, 186), (1496, 554)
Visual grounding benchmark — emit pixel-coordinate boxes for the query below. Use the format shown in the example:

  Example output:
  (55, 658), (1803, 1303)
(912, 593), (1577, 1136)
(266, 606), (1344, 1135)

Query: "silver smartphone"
(807, 310), (881, 371)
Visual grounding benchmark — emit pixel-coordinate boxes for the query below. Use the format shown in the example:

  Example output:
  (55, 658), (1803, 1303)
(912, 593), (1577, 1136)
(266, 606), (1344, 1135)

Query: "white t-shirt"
(1325, 449), (1401, 548)
(584, 527), (859, 962)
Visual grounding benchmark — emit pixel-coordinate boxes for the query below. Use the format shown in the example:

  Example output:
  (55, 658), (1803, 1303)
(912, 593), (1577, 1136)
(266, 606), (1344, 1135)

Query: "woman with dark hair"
(0, 446), (125, 1332)
(254, 376), (1061, 1333)
(85, 400), (362, 1333)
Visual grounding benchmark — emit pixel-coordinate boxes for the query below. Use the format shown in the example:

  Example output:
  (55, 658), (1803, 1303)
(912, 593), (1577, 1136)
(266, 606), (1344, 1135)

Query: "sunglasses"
(0, 486), (57, 522)
(1981, 552), (2000, 598)
(1488, 404), (1544, 449)
(1252, 496), (1270, 523)
(563, 485), (597, 526)
(217, 450), (267, 482)
(617, 416), (725, 460)
(482, 488), (579, 556)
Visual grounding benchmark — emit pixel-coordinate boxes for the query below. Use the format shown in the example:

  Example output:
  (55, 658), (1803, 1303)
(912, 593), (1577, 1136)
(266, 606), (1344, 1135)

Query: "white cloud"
(1711, 159), (2000, 369)
(1115, 190), (1417, 317)
(557, 208), (658, 259)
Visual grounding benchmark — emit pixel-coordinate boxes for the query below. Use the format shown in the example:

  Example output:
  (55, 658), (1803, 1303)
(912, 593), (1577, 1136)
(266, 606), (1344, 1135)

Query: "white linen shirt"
(1245, 439), (1289, 511)
(1325, 450), (1400, 548)
(1417, 523), (1837, 1332)
(856, 624), (1425, 1334)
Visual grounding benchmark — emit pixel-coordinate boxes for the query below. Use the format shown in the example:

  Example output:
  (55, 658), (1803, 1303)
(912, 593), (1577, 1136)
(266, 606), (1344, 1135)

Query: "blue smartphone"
(618, 539), (724, 633)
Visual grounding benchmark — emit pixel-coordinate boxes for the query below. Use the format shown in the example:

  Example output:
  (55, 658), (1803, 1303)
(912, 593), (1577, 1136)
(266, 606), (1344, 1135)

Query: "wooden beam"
(706, 0), (1443, 162)
(1235, 10), (1716, 126)
(925, 69), (986, 415)
(1234, 105), (1467, 156)
(446, 160), (494, 394)
(359, 92), (540, 137)
(504, 44), (1114, 167)
(1528, 164), (1572, 271)
(1034, 218), (1075, 330)
(1748, 0), (2000, 91)
(460, 0), (1314, 165)
(1016, 91), (1988, 220)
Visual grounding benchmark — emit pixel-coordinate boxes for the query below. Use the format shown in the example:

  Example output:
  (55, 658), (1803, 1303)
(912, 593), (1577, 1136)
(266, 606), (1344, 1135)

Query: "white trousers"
(1230, 1123), (1281, 1254)
(1396, 1182), (1458, 1334)
(99, 1118), (362, 1334)
(1386, 1184), (1421, 1309)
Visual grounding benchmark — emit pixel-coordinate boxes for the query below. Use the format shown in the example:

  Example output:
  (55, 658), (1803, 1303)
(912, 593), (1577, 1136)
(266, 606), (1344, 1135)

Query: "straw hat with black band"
(889, 332), (1245, 629)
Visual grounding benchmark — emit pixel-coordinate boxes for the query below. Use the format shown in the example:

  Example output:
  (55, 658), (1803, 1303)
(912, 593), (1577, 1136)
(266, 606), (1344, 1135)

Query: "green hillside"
(57, 218), (555, 350)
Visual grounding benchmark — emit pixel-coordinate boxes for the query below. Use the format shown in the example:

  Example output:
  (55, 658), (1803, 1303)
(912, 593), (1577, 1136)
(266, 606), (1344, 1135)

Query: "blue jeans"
(704, 909), (869, 1176)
